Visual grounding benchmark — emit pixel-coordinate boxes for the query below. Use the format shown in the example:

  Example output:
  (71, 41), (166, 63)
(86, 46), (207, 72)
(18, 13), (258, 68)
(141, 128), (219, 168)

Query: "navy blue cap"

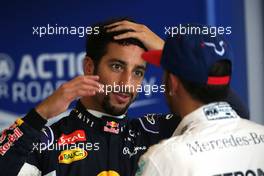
(142, 28), (233, 85)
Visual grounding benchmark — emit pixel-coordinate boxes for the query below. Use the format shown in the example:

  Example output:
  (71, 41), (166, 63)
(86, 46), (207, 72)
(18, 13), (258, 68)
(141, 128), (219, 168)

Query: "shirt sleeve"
(0, 109), (47, 175)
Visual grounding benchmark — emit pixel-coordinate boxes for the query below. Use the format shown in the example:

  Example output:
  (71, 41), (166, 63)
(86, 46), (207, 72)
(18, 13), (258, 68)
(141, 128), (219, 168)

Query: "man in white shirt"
(136, 25), (264, 176)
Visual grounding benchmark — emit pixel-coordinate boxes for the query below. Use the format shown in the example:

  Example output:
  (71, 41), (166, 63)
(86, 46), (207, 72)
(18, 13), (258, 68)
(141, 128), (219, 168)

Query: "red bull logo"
(103, 121), (120, 134)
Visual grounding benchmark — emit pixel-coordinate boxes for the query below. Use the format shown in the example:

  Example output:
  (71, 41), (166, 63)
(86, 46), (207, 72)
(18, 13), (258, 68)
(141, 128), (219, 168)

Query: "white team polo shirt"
(136, 102), (264, 176)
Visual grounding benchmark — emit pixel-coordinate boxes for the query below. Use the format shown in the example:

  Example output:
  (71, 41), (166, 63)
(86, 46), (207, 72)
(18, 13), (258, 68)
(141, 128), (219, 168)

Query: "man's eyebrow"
(108, 58), (146, 70)
(108, 58), (127, 65)
(136, 65), (146, 71)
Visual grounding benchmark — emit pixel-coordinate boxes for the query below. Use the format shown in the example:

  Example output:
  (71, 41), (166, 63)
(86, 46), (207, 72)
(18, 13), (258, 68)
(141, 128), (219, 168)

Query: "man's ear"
(169, 73), (179, 95)
(83, 56), (95, 75)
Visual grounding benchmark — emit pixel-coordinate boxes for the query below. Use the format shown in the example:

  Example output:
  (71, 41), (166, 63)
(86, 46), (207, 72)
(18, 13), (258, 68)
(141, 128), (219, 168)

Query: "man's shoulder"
(137, 136), (187, 176)
(49, 115), (71, 129)
(239, 118), (264, 130)
(39, 114), (74, 147)
(143, 135), (186, 160)
(130, 113), (162, 134)
(236, 118), (264, 136)
(130, 113), (181, 138)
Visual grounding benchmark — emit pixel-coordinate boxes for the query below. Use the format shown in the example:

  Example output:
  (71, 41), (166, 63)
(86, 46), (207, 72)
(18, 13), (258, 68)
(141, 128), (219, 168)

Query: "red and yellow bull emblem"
(0, 119), (24, 156)
(103, 121), (119, 134)
(58, 148), (87, 164)
(97, 170), (120, 176)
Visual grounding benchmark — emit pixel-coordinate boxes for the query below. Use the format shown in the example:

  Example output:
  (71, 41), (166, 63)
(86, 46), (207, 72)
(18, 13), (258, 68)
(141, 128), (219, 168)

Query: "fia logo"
(205, 108), (219, 117)
(0, 54), (15, 82)
(203, 40), (225, 56)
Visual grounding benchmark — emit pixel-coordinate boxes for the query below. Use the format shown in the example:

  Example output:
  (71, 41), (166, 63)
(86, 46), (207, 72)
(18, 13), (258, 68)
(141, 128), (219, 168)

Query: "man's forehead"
(104, 42), (146, 65)
(106, 42), (145, 53)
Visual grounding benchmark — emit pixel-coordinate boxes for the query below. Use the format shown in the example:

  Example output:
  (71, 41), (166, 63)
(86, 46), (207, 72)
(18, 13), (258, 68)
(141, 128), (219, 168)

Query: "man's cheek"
(132, 91), (138, 100)
(108, 93), (115, 103)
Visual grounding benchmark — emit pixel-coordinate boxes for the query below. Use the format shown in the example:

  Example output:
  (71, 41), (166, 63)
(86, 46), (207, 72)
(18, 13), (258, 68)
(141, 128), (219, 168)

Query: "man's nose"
(119, 70), (133, 87)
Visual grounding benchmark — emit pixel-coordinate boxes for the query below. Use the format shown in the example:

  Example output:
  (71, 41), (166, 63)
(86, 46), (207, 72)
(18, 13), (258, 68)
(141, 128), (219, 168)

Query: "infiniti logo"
(0, 53), (15, 82)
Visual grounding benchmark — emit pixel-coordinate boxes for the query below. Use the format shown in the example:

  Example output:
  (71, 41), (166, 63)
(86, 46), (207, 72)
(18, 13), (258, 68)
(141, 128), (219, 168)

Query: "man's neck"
(80, 97), (104, 113)
(80, 97), (126, 119)
(177, 98), (204, 119)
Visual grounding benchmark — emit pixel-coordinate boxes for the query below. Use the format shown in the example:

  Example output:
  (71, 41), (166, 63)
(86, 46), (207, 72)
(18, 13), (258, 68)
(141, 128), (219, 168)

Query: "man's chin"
(107, 102), (130, 115)
(102, 93), (135, 116)
(102, 100), (130, 116)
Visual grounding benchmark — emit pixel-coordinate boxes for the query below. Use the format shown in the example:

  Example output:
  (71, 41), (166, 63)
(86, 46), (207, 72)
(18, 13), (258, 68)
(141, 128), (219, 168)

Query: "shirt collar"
(173, 102), (239, 136)
(72, 101), (128, 134)
(86, 109), (126, 119)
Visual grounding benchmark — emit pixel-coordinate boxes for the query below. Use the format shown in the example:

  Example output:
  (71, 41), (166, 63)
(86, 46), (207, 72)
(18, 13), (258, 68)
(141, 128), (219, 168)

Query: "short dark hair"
(180, 60), (232, 104)
(85, 17), (147, 69)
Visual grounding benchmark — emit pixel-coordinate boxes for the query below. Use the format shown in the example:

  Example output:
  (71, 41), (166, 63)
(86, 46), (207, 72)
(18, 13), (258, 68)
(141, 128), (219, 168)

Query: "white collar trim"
(86, 109), (126, 119)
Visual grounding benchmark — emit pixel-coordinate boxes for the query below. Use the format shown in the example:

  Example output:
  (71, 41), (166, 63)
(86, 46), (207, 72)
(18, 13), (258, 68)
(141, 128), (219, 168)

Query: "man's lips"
(112, 92), (131, 104)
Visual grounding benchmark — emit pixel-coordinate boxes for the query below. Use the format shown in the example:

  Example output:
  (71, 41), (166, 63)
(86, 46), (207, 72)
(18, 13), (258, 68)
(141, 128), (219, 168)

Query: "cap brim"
(141, 50), (162, 67)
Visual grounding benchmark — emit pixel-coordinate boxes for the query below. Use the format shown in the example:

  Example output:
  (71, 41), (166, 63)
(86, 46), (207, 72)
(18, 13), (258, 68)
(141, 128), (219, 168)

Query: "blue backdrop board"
(0, 0), (248, 130)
